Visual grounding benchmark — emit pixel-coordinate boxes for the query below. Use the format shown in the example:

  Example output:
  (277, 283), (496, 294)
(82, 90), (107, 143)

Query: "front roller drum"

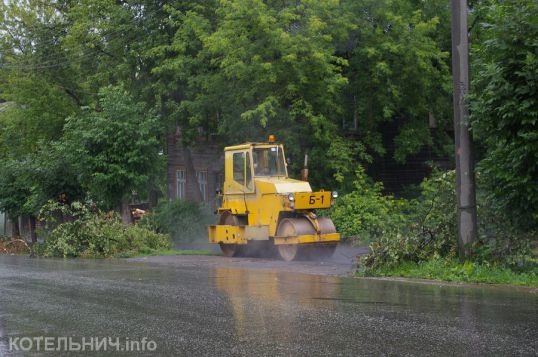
(276, 217), (337, 261)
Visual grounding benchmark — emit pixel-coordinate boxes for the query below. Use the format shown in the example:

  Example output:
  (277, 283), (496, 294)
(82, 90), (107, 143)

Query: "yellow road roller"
(208, 136), (340, 261)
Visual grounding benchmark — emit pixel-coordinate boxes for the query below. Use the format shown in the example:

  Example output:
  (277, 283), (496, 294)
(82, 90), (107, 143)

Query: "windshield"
(253, 147), (286, 176)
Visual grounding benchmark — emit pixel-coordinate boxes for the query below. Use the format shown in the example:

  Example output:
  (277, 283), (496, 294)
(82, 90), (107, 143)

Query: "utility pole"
(451, 0), (477, 259)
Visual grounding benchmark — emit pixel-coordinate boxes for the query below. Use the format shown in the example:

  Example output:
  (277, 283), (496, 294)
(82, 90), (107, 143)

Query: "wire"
(0, 4), (168, 70)
(0, 24), (136, 70)
(1, 0), (165, 48)
(1, 31), (135, 70)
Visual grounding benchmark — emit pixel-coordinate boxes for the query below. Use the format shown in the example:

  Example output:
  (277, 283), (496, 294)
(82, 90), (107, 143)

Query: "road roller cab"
(208, 137), (340, 261)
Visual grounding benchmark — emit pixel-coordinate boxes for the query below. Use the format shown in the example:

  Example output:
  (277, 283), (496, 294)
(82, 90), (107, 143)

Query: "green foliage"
(0, 0), (162, 219)
(361, 170), (535, 271)
(0, 0), (84, 219)
(327, 166), (409, 243)
(37, 201), (170, 258)
(325, 137), (371, 190)
(0, 0), (454, 220)
(342, 0), (452, 162)
(60, 86), (162, 209)
(360, 258), (538, 287)
(0, 1), (81, 158)
(363, 170), (458, 270)
(470, 0), (538, 229)
(0, 159), (34, 217)
(0, 146), (84, 218)
(474, 186), (536, 268)
(142, 0), (454, 189)
(0, 0), (533, 278)
(140, 200), (216, 244)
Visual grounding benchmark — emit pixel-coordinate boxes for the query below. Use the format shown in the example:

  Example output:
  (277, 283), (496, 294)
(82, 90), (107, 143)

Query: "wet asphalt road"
(0, 255), (537, 356)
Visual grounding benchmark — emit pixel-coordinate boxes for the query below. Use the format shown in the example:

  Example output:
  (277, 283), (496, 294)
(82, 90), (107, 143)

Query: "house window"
(196, 170), (208, 201)
(176, 169), (186, 199)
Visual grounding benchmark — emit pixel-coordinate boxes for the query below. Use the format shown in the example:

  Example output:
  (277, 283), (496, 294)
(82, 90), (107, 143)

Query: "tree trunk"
(29, 216), (37, 243)
(2, 212), (6, 236)
(148, 178), (159, 208)
(10, 215), (20, 238)
(121, 200), (132, 225)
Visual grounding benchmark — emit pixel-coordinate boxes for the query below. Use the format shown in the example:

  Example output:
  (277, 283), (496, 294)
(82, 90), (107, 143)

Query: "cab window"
(245, 152), (252, 189)
(253, 147), (286, 176)
(233, 152), (245, 184)
(232, 151), (253, 189)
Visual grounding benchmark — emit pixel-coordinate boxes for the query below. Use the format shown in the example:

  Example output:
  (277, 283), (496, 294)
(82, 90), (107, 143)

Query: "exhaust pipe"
(301, 153), (309, 181)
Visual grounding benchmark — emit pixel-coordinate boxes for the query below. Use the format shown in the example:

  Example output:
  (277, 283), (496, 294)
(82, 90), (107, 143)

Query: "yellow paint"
(210, 142), (340, 246)
(208, 225), (247, 244)
(208, 225), (270, 244)
(294, 191), (332, 209)
(273, 233), (340, 245)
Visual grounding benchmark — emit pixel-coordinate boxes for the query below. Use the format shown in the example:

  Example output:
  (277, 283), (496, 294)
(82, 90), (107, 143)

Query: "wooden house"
(166, 130), (224, 210)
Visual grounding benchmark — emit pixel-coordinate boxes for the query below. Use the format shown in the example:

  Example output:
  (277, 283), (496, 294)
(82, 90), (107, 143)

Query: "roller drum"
(276, 217), (336, 237)
(276, 216), (337, 261)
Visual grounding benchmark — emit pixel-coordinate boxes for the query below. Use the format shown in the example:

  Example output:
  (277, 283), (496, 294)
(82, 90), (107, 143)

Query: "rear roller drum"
(219, 243), (241, 257)
(218, 212), (245, 257)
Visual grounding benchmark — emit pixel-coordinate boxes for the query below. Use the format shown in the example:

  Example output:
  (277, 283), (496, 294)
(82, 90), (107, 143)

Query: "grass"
(121, 248), (221, 258)
(358, 258), (538, 288)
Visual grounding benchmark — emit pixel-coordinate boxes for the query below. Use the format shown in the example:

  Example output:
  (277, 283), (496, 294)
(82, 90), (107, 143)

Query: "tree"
(0, 159), (32, 237)
(0, 0), (84, 238)
(148, 1), (356, 188)
(61, 86), (161, 218)
(341, 0), (452, 164)
(0, 0), (459, 221)
(470, 0), (538, 229)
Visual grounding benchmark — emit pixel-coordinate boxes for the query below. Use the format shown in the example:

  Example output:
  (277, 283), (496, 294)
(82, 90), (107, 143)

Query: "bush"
(139, 200), (216, 244)
(37, 201), (170, 258)
(362, 170), (535, 271)
(362, 170), (458, 270)
(474, 188), (536, 268)
(327, 166), (410, 244)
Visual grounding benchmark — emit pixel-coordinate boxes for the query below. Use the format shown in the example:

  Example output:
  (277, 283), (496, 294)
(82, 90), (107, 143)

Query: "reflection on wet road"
(0, 256), (536, 356)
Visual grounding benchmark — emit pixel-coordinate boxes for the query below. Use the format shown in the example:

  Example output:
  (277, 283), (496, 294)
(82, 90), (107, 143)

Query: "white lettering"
(18, 337), (32, 351)
(8, 337), (19, 351)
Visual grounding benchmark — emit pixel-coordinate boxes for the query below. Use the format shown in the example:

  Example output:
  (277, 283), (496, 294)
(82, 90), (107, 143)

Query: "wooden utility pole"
(451, 0), (477, 259)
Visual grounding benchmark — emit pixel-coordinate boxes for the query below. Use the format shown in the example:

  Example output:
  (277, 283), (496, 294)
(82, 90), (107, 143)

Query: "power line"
(1, 1), (167, 48)
(0, 29), (142, 70)
(0, 4), (169, 70)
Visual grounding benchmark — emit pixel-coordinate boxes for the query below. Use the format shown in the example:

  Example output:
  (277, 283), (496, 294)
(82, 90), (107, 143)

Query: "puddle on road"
(209, 266), (538, 354)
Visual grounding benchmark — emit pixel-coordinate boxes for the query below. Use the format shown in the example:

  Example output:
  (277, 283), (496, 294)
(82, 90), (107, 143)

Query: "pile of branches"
(0, 236), (31, 255)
